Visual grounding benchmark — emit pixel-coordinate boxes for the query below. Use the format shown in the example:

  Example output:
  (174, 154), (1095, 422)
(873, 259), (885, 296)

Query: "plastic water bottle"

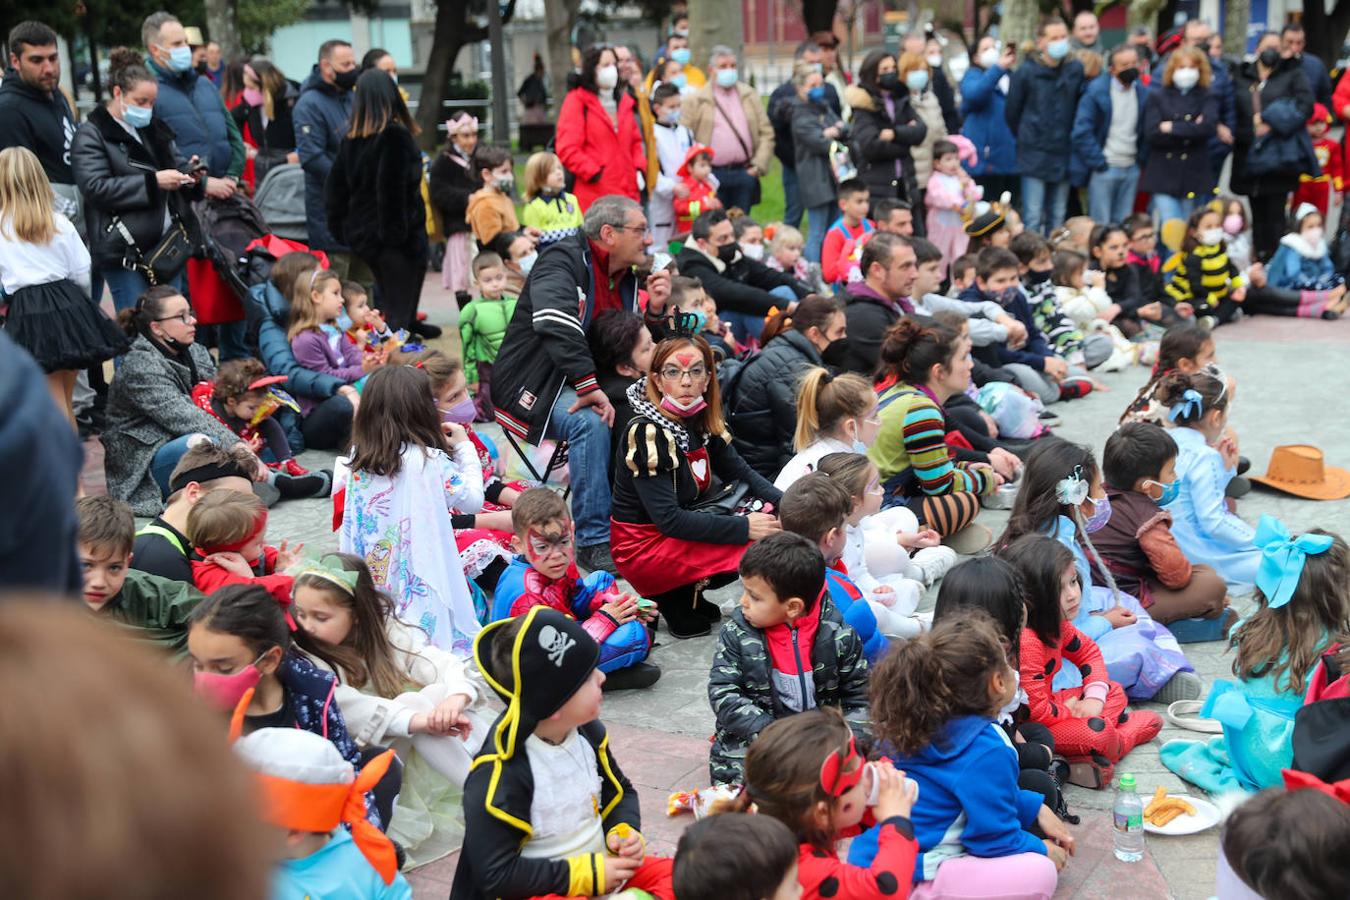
(1113, 773), (1145, 862)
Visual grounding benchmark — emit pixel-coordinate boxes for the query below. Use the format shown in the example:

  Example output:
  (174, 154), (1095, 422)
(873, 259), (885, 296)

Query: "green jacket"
(97, 569), (204, 653)
(459, 294), (518, 376)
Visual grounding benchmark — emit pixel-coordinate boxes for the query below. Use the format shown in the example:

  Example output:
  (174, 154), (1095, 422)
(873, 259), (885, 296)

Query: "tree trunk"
(801, 0), (840, 36)
(688, 0), (745, 80)
(1125, 0), (1166, 32)
(1302, 0), (1350, 69)
(204, 0), (242, 61)
(1000, 0), (1040, 52)
(1222, 0), (1249, 61)
(545, 0), (581, 119)
(415, 0), (516, 152)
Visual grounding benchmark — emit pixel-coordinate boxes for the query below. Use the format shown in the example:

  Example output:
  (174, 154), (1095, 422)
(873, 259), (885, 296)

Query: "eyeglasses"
(613, 224), (648, 235)
(659, 364), (709, 382)
(155, 310), (197, 325)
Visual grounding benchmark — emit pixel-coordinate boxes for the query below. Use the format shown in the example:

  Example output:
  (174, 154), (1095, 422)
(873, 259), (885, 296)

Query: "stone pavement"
(85, 273), (1350, 899)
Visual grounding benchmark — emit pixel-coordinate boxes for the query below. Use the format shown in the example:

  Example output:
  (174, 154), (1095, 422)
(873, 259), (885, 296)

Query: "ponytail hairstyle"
(815, 451), (875, 505)
(998, 534), (1076, 647)
(116, 284), (185, 339)
(286, 266), (341, 340)
(934, 556), (1026, 665)
(877, 318), (962, 387)
(792, 369), (875, 451)
(1155, 369), (1228, 428)
(761, 294), (844, 346)
(107, 46), (155, 98)
(870, 610), (1011, 754)
(1152, 322), (1215, 377)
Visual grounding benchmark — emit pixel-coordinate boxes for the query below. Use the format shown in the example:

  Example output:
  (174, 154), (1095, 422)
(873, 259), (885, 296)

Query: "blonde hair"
(1075, 49), (1103, 79)
(768, 224), (805, 254)
(286, 267), (341, 340)
(523, 151), (562, 201)
(1164, 46), (1212, 90)
(793, 369), (876, 451)
(0, 146), (57, 244)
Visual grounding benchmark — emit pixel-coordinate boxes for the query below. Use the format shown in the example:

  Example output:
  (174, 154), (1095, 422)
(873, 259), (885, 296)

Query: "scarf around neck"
(626, 377), (695, 452)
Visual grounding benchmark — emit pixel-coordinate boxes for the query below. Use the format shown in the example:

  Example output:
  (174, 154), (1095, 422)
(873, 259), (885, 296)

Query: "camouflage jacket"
(707, 598), (871, 785)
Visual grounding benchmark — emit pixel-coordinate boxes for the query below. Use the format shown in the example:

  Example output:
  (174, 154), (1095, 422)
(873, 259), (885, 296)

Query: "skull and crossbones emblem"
(537, 624), (575, 667)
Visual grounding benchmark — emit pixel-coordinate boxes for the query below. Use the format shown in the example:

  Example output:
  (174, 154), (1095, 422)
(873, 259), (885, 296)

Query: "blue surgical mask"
(1047, 39), (1071, 60)
(687, 308), (708, 333)
(905, 70), (930, 92)
(670, 48), (691, 65)
(517, 251), (538, 275)
(661, 107), (682, 125)
(671, 73), (688, 89)
(122, 100), (153, 129)
(1146, 478), (1181, 506)
(162, 44), (194, 72)
(715, 68), (739, 89)
(807, 85), (827, 103)
(852, 439), (868, 454)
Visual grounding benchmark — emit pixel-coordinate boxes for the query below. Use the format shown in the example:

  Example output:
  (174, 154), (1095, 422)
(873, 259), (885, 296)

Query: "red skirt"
(610, 518), (748, 597)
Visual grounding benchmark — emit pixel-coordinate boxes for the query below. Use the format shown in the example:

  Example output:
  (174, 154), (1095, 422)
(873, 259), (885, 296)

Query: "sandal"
(1166, 699), (1223, 734)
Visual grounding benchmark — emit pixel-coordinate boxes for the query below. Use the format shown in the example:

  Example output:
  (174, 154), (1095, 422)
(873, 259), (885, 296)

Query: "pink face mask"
(193, 652), (265, 712)
(242, 88), (264, 107)
(439, 397), (477, 425)
(1222, 214), (1244, 236)
(660, 394), (708, 417)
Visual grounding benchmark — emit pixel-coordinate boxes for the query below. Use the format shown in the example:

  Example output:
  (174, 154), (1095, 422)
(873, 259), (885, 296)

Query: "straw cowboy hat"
(1250, 445), (1350, 500)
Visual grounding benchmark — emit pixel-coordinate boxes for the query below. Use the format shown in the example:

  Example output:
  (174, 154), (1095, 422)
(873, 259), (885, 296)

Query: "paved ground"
(87, 273), (1350, 898)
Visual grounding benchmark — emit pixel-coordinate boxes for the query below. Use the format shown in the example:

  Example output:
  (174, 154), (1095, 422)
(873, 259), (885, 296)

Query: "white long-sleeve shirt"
(0, 212), (91, 296)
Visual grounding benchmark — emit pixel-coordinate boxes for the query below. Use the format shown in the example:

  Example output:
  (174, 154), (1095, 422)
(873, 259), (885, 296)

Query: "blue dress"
(1045, 516), (1192, 699)
(273, 829), (412, 899)
(1163, 427), (1259, 590)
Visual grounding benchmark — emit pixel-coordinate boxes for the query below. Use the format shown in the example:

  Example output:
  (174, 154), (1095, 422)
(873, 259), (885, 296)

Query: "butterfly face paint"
(524, 525), (575, 580)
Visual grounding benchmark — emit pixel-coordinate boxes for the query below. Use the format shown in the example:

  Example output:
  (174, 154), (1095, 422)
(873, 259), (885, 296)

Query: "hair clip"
(1055, 465), (1089, 506)
(1169, 388), (1204, 422)
(286, 552), (359, 595)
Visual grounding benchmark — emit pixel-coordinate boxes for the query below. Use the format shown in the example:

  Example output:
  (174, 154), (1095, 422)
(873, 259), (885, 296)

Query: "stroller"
(187, 193), (271, 329)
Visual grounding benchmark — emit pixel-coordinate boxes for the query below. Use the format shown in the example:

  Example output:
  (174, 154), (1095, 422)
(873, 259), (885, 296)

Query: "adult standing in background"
(517, 54), (550, 125)
(293, 39), (362, 279)
(789, 61), (846, 263)
(1006, 16), (1084, 235)
(813, 31), (852, 120)
(848, 50), (926, 216)
(1153, 19), (1236, 192)
(1139, 47), (1218, 224)
(1071, 11), (1102, 54)
(1282, 22), (1333, 110)
(1072, 45), (1148, 226)
(902, 31), (961, 135)
(554, 44), (645, 211)
(769, 41), (841, 229)
(202, 41), (223, 83)
(960, 38), (1018, 205)
(684, 45), (775, 214)
(899, 50), (947, 229)
(231, 60), (298, 189)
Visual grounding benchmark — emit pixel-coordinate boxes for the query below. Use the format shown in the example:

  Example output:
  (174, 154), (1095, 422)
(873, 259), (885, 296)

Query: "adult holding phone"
(73, 47), (204, 312)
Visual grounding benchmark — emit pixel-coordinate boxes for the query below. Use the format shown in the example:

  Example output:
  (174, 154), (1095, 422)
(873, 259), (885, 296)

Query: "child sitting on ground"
(822, 180), (874, 286)
(764, 223), (829, 295)
(1165, 206), (1246, 328)
(708, 532), (871, 785)
(1002, 535), (1163, 788)
(1123, 212), (1165, 308)
(1267, 202), (1348, 297)
(1050, 216), (1093, 256)
(1089, 223), (1173, 337)
(1120, 322), (1216, 426)
(1215, 774), (1350, 898)
(673, 145), (721, 235)
(848, 611), (1073, 897)
(947, 253), (978, 296)
(1161, 521), (1349, 794)
(290, 552), (488, 866)
(341, 281), (399, 351)
(491, 488), (659, 691)
(234, 728), (412, 899)
(1219, 196), (1254, 273)
(672, 813), (799, 900)
(670, 274), (739, 359)
(186, 490), (301, 605)
(454, 608), (675, 898)
(190, 358), (332, 499)
(1011, 232), (1112, 373)
(76, 496), (203, 652)
(721, 708), (919, 898)
(290, 267), (384, 417)
(1051, 249), (1138, 372)
(459, 251), (518, 419)
(519, 151), (583, 247)
(964, 209), (1009, 253)
(924, 139), (981, 277)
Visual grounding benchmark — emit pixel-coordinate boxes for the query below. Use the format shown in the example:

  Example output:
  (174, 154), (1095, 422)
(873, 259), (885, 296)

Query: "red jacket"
(191, 545), (294, 609)
(1019, 621), (1109, 728)
(795, 817), (918, 900)
(554, 86), (646, 212)
(673, 175), (718, 234)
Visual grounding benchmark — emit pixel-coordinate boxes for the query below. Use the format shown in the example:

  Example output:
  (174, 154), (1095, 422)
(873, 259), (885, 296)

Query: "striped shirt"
(1165, 242), (1243, 311)
(869, 384), (994, 497)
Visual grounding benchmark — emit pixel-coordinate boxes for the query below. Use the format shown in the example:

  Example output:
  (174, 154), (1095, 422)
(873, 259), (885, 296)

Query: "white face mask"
(1303, 227), (1325, 246)
(1172, 66), (1200, 90)
(1200, 227), (1225, 246)
(595, 65), (619, 89)
(926, 53), (944, 69)
(740, 242), (764, 260)
(979, 47), (1001, 69)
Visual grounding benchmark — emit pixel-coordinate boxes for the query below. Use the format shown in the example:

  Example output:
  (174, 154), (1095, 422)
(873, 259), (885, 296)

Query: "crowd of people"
(4, 6), (1350, 900)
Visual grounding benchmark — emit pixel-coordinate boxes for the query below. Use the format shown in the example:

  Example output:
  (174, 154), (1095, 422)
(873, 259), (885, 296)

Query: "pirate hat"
(474, 607), (600, 757)
(965, 209), (1006, 237)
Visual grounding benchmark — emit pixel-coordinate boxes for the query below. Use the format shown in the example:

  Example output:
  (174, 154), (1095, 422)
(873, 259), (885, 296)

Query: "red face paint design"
(674, 351), (698, 367)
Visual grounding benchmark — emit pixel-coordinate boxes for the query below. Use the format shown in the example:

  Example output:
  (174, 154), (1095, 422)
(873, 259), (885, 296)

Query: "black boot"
(654, 585), (710, 639)
(602, 661), (662, 691)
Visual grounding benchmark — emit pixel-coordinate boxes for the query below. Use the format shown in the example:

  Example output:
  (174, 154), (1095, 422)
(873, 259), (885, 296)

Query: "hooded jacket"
(1004, 53), (1085, 182)
(293, 67), (353, 251)
(326, 125), (426, 259)
(839, 282), (913, 376)
(0, 68), (76, 183)
(725, 328), (826, 479)
(1267, 231), (1339, 290)
(846, 715), (1046, 881)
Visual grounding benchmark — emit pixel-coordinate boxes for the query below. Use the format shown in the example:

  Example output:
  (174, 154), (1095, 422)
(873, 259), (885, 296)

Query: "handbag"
(689, 478), (750, 515)
(111, 214), (193, 285)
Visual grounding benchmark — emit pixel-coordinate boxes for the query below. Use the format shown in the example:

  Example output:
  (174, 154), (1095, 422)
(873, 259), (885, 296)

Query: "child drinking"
(721, 707), (919, 898)
(673, 145), (721, 235)
(491, 488), (659, 690)
(1162, 521), (1349, 793)
(1001, 535), (1163, 788)
(1165, 206), (1246, 328)
(429, 111), (480, 303)
(458, 251), (518, 420)
(764, 223), (828, 296)
(925, 139), (981, 276)
(186, 490), (301, 605)
(672, 813), (799, 900)
(337, 365), (484, 653)
(519, 151), (582, 247)
(290, 266), (384, 418)
(849, 612), (1073, 898)
(1267, 202), (1347, 297)
(1123, 212), (1164, 310)
(708, 532), (871, 785)
(290, 552), (487, 865)
(341, 281), (398, 350)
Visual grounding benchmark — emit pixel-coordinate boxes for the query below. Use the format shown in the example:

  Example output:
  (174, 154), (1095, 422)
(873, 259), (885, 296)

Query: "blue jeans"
(1151, 193), (1199, 226)
(1020, 176), (1072, 235)
(781, 164), (804, 230)
(805, 204), (835, 264)
(150, 434), (205, 498)
(721, 285), (798, 343)
(712, 165), (758, 214)
(1087, 164), (1139, 225)
(102, 266), (187, 313)
(546, 387), (612, 548)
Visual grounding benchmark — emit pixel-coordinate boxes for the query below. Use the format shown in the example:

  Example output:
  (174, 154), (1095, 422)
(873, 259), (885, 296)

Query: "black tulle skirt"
(4, 278), (128, 372)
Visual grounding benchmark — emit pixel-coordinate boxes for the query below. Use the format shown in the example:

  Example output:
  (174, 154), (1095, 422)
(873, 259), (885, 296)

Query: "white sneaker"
(911, 545), (959, 584)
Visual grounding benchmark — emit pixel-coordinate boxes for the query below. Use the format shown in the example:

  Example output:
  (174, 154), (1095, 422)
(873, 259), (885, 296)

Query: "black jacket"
(674, 244), (809, 320)
(1138, 85), (1219, 198)
(0, 68), (76, 183)
(846, 83), (926, 205)
(326, 125), (426, 258)
(230, 86), (297, 179)
(726, 329), (824, 478)
(71, 105), (203, 269)
(768, 79), (840, 168)
(931, 67), (963, 135)
(428, 146), (477, 237)
(839, 284), (905, 376)
(493, 232), (665, 443)
(1232, 55), (1316, 197)
(1005, 54), (1085, 182)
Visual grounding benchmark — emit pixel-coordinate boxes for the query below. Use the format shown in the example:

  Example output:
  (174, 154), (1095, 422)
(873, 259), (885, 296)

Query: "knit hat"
(474, 606), (600, 758)
(965, 209), (1006, 237)
(678, 144), (715, 178)
(1310, 103), (1333, 126)
(235, 728), (400, 884)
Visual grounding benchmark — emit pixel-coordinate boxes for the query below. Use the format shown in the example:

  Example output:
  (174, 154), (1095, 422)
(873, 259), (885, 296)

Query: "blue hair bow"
(1169, 388), (1204, 422)
(1254, 515), (1335, 608)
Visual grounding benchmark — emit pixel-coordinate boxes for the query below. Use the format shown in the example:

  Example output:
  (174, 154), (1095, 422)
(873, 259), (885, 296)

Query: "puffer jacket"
(1232, 55), (1317, 196)
(959, 64), (1017, 176)
(789, 94), (843, 209)
(846, 84), (925, 204)
(326, 125), (426, 259)
(708, 597), (870, 785)
(246, 280), (345, 402)
(725, 328), (824, 479)
(907, 89), (947, 189)
(1005, 53), (1085, 182)
(292, 68), (352, 251)
(147, 58), (244, 179)
(72, 105), (204, 269)
(554, 85), (645, 211)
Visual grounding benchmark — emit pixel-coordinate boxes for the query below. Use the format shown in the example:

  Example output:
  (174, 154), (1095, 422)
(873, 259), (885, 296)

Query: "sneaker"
(942, 523), (993, 556)
(275, 469), (333, 500)
(601, 661), (662, 691)
(1057, 376), (1093, 401)
(1198, 315), (1218, 331)
(1236, 455), (1251, 476)
(910, 545), (958, 587)
(576, 542), (619, 576)
(282, 458), (311, 477)
(1153, 670), (1203, 704)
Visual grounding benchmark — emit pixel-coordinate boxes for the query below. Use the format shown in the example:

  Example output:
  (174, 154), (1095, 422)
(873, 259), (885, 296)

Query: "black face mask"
(821, 337), (851, 367)
(1117, 67), (1139, 86)
(1259, 48), (1281, 69)
(1025, 267), (1052, 285)
(334, 67), (360, 91)
(878, 72), (902, 92)
(716, 242), (738, 264)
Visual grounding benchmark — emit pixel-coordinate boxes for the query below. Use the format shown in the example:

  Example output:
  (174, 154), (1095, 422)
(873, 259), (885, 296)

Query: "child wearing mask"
(1290, 103), (1343, 218)
(1267, 202), (1347, 298)
(673, 145), (722, 236)
(459, 251), (519, 419)
(649, 82), (697, 247)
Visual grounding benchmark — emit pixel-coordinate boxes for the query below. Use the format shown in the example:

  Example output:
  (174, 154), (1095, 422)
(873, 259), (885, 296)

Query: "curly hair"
(213, 358), (269, 404)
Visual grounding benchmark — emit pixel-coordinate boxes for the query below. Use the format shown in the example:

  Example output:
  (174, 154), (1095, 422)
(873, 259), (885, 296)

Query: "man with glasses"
(492, 196), (673, 575)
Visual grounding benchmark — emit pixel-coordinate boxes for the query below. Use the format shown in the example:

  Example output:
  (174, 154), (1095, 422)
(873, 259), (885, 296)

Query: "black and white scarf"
(625, 377), (694, 452)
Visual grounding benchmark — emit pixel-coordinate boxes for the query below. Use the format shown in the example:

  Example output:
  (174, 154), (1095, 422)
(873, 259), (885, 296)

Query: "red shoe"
(416, 311), (428, 321)
(282, 458), (311, 477)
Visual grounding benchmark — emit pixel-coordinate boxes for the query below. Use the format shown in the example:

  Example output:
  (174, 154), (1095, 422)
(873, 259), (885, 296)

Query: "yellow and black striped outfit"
(1165, 242), (1244, 323)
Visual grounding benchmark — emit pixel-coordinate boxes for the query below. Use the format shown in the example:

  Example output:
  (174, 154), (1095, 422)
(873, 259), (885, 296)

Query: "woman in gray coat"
(102, 285), (261, 515)
(790, 61), (847, 263)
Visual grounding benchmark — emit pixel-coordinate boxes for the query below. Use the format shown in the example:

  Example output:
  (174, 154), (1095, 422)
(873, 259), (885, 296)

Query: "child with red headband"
(186, 490), (302, 605)
(234, 727), (412, 899)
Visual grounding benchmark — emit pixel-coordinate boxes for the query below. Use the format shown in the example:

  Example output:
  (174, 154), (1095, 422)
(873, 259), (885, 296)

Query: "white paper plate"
(1143, 795), (1221, 835)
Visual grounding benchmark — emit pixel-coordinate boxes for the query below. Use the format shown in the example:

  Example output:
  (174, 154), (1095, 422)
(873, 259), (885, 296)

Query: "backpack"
(1292, 644), (1350, 782)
